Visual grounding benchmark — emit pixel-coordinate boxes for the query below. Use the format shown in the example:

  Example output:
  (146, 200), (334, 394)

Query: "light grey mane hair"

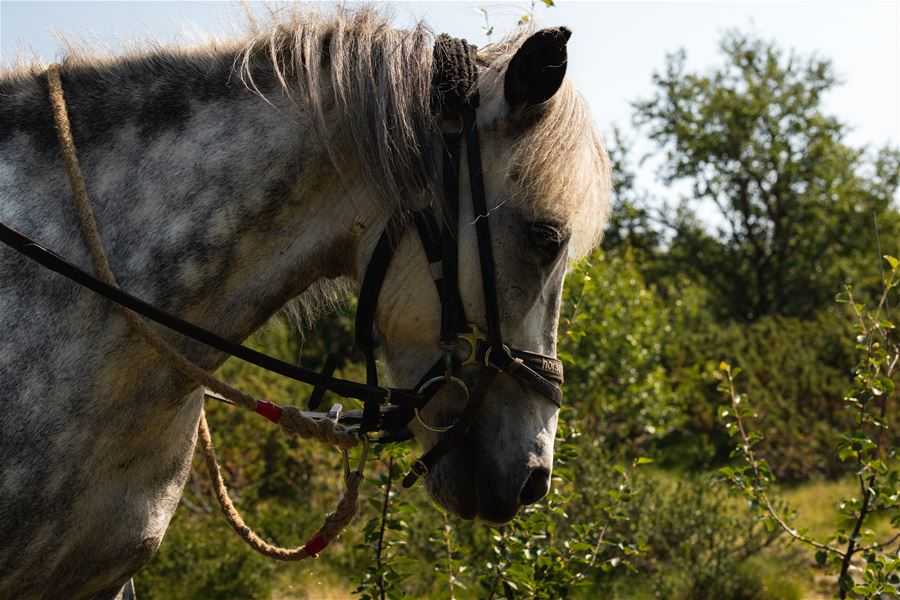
(237, 7), (610, 258)
(238, 7), (438, 211)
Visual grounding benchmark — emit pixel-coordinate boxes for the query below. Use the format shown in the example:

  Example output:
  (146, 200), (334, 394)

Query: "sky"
(1, 0), (899, 189)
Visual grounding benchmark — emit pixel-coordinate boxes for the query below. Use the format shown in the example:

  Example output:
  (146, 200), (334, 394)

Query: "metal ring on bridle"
(414, 375), (469, 433)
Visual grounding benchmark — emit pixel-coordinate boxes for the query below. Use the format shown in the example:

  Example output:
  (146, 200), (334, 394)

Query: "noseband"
(352, 36), (564, 486)
(0, 35), (564, 488)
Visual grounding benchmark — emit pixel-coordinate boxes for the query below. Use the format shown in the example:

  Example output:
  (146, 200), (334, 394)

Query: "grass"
(782, 478), (861, 541)
(781, 476), (898, 550)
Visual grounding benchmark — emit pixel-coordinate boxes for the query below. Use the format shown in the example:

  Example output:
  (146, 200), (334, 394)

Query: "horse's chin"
(423, 444), (522, 525)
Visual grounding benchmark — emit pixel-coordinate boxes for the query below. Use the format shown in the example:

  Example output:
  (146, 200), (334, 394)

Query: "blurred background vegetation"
(136, 22), (900, 600)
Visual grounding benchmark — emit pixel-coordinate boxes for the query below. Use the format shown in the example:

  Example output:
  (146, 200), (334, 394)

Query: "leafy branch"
(718, 363), (844, 556)
(718, 254), (900, 598)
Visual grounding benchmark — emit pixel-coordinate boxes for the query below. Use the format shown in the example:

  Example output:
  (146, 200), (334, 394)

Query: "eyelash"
(529, 222), (567, 257)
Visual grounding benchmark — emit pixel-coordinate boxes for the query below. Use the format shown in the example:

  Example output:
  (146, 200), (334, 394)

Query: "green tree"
(633, 31), (900, 321)
(602, 129), (663, 258)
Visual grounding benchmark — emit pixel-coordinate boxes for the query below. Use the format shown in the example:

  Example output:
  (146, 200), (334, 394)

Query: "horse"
(0, 7), (610, 599)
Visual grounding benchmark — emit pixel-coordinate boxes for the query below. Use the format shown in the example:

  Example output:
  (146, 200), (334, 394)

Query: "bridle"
(353, 35), (564, 486)
(0, 35), (564, 487)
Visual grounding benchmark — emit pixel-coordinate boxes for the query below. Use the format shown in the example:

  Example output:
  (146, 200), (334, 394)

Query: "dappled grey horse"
(0, 8), (609, 599)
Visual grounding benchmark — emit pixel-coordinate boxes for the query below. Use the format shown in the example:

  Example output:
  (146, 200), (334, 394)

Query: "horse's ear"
(504, 27), (571, 109)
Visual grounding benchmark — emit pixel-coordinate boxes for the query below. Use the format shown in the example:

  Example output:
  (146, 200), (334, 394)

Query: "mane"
(238, 7), (610, 258)
(238, 7), (438, 211)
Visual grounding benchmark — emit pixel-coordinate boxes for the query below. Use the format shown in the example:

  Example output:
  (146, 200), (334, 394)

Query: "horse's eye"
(528, 222), (567, 260)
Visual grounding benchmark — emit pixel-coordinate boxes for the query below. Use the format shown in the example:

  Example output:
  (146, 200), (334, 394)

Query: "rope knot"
(279, 405), (359, 449)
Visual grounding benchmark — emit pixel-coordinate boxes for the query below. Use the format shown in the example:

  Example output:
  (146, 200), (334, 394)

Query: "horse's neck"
(6, 50), (382, 370)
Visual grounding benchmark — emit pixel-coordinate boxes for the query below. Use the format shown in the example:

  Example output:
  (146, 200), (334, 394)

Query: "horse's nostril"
(519, 467), (551, 505)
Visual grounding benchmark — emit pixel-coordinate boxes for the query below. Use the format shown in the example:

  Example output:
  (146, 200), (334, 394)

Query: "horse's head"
(361, 28), (609, 524)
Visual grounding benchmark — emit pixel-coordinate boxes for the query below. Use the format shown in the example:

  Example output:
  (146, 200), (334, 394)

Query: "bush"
(669, 310), (858, 479)
(136, 253), (797, 599)
(560, 248), (701, 454)
(626, 476), (781, 600)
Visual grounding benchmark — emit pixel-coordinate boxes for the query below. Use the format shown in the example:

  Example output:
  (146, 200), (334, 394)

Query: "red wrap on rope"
(255, 400), (284, 423)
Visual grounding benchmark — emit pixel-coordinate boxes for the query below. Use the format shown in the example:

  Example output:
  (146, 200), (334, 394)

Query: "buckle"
(455, 325), (486, 366)
(402, 459), (430, 488)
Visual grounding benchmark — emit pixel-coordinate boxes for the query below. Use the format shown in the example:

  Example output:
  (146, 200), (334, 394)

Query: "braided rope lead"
(46, 64), (362, 559)
(199, 410), (366, 560)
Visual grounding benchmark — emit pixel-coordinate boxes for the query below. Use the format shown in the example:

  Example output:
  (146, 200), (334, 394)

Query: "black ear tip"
(504, 26), (572, 108)
(536, 27), (571, 45)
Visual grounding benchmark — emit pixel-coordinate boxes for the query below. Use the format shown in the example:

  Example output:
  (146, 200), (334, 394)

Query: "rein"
(0, 36), (566, 562)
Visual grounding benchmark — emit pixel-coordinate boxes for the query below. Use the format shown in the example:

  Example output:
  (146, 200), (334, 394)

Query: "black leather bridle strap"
(353, 214), (423, 431)
(462, 107), (504, 350)
(412, 209), (444, 298)
(438, 131), (467, 344)
(355, 226), (394, 385)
